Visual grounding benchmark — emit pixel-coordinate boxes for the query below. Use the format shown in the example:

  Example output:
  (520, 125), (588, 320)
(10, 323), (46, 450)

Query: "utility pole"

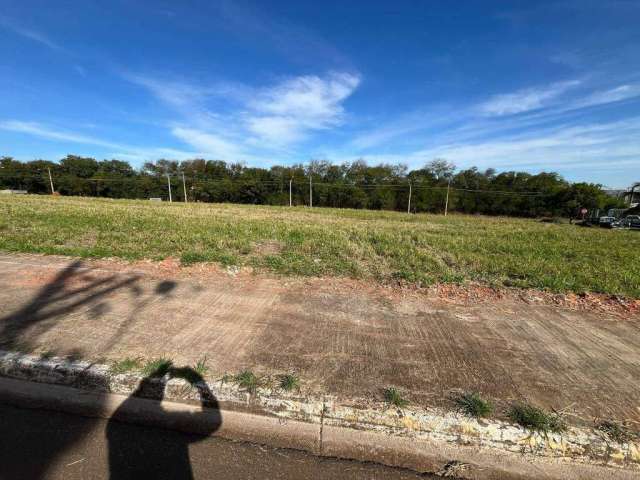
(309, 174), (313, 208)
(182, 172), (188, 203)
(444, 178), (451, 216)
(289, 178), (293, 207)
(167, 174), (173, 203)
(47, 168), (55, 194)
(407, 182), (412, 214)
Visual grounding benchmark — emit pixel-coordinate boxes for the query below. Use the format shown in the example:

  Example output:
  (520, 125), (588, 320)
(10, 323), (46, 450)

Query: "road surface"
(0, 403), (437, 479)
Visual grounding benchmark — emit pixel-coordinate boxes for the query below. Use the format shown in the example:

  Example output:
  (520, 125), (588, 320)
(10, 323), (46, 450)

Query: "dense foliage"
(0, 155), (624, 217)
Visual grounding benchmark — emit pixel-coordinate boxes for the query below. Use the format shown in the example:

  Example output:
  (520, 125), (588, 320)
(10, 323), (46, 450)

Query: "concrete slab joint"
(0, 350), (638, 478)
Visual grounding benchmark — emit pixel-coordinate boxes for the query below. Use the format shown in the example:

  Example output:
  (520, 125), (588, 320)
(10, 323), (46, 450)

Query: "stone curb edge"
(0, 350), (638, 479)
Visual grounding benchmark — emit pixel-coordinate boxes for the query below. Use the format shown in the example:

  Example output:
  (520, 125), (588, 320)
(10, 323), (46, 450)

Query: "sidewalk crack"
(319, 397), (326, 455)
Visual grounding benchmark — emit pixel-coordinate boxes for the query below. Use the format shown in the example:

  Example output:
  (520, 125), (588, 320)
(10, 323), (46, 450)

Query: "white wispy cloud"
(171, 127), (244, 159)
(0, 120), (121, 149)
(411, 118), (640, 171)
(350, 108), (462, 150)
(245, 116), (303, 145)
(350, 79), (640, 152)
(124, 71), (361, 154)
(125, 74), (219, 109)
(0, 120), (195, 161)
(213, 0), (350, 68)
(245, 72), (360, 145)
(250, 73), (359, 121)
(576, 84), (640, 108)
(323, 116), (640, 185)
(477, 80), (581, 116)
(0, 16), (63, 51)
(74, 65), (87, 77)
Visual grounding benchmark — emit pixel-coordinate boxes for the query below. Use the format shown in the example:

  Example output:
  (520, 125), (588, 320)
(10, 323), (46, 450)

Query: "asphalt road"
(0, 403), (436, 480)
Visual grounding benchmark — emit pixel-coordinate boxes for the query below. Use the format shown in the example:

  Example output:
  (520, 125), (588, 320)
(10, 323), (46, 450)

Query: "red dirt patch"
(4, 252), (639, 318)
(428, 283), (640, 318)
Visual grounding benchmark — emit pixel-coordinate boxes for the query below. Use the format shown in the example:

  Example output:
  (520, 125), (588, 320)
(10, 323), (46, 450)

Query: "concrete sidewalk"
(1, 252), (639, 426)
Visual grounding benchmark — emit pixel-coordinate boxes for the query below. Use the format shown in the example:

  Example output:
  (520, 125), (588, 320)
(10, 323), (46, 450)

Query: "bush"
(110, 357), (142, 374)
(234, 370), (260, 393)
(142, 357), (173, 377)
(383, 387), (409, 408)
(455, 392), (493, 418)
(508, 403), (566, 433)
(598, 421), (637, 443)
(278, 373), (300, 392)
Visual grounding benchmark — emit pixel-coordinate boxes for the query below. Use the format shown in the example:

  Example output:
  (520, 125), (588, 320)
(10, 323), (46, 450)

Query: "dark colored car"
(623, 215), (640, 229)
(598, 216), (617, 228)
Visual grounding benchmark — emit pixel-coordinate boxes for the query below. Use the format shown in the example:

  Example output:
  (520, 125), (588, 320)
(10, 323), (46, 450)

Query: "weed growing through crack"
(110, 357), (143, 374)
(194, 357), (209, 376)
(278, 373), (300, 392)
(383, 387), (409, 408)
(234, 370), (261, 393)
(455, 392), (493, 418)
(142, 357), (173, 377)
(171, 357), (209, 385)
(598, 421), (637, 443)
(508, 403), (566, 434)
(39, 350), (56, 361)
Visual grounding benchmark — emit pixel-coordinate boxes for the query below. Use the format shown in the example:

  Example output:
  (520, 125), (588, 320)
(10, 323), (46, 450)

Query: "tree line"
(0, 155), (625, 218)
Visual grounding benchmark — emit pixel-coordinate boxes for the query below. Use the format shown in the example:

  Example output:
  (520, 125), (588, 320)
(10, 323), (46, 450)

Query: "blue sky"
(1, 0), (639, 187)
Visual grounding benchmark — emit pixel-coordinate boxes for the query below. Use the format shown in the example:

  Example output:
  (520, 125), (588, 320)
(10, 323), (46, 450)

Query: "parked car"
(622, 215), (640, 229)
(598, 216), (618, 228)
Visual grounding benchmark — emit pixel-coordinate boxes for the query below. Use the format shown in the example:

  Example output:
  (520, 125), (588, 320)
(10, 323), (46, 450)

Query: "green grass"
(142, 357), (173, 377)
(234, 370), (261, 393)
(597, 421), (637, 443)
(383, 387), (409, 408)
(278, 373), (300, 392)
(169, 357), (209, 385)
(39, 350), (56, 361)
(1, 195), (639, 297)
(110, 357), (143, 374)
(193, 357), (209, 377)
(508, 403), (566, 434)
(454, 392), (493, 418)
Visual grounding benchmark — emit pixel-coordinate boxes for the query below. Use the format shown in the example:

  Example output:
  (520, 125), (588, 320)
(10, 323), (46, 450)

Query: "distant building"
(623, 182), (640, 208)
(0, 189), (28, 195)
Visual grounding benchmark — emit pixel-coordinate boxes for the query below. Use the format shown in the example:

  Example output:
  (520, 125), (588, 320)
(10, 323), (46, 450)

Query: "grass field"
(1, 195), (639, 297)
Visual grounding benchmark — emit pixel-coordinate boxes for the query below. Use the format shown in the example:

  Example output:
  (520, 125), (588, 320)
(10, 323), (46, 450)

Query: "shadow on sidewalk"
(0, 259), (175, 355)
(107, 365), (221, 480)
(0, 259), (221, 478)
(0, 365), (222, 479)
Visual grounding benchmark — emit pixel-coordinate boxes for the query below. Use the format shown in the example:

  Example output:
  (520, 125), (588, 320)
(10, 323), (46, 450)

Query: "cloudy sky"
(1, 0), (639, 186)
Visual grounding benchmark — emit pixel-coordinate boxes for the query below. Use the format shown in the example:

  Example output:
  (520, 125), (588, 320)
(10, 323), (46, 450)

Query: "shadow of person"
(0, 261), (144, 478)
(106, 365), (221, 480)
(0, 259), (142, 351)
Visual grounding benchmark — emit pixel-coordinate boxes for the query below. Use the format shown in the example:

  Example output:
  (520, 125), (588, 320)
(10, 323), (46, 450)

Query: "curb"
(0, 351), (638, 479)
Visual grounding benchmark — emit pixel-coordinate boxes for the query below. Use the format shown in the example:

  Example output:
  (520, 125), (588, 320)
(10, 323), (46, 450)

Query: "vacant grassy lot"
(1, 195), (639, 297)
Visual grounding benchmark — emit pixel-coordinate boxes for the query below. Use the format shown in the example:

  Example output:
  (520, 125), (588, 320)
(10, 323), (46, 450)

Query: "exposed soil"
(1, 253), (639, 428)
(86, 255), (640, 318)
